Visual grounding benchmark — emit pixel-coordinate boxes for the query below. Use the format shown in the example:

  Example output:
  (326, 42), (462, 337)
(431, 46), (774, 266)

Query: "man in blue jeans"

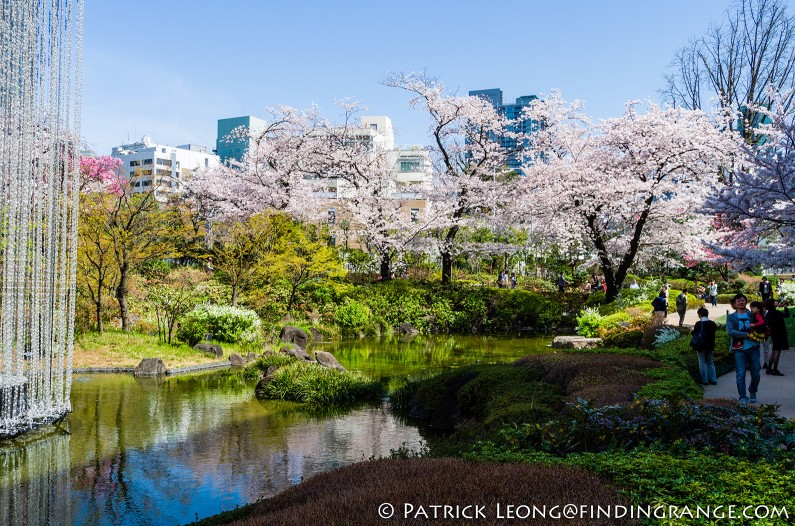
(725, 294), (761, 404)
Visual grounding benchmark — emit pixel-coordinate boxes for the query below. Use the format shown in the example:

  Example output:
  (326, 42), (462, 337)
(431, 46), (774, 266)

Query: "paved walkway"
(676, 303), (795, 419)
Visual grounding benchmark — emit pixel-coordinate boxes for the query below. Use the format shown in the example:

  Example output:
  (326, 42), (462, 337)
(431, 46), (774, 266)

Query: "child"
(732, 301), (768, 350)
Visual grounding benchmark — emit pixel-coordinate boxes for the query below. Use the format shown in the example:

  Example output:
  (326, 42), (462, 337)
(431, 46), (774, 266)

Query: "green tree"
(147, 268), (207, 344)
(260, 216), (345, 312)
(77, 192), (119, 333)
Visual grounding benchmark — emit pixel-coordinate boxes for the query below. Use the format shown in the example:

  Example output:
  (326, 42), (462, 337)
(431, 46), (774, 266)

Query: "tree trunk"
(231, 283), (238, 307)
(441, 251), (453, 284)
(116, 262), (130, 331)
(287, 285), (298, 312)
(380, 253), (392, 281)
(96, 299), (103, 334)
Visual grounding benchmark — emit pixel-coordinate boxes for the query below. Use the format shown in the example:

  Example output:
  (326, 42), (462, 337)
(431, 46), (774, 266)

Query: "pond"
(0, 335), (552, 526)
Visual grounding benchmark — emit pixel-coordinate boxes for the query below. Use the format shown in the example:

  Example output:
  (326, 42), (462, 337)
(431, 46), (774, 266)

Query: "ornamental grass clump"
(258, 361), (384, 405)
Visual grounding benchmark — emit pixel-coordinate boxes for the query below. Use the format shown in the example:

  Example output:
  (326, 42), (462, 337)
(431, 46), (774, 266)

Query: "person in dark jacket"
(651, 290), (668, 325)
(764, 298), (790, 376)
(759, 277), (773, 302)
(692, 307), (718, 385)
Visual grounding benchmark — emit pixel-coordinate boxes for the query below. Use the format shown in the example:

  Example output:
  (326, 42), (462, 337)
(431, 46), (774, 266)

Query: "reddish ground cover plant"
(514, 353), (660, 406)
(224, 458), (638, 525)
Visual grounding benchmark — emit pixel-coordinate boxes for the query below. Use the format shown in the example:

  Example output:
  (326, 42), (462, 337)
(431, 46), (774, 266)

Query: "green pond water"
(0, 335), (552, 526)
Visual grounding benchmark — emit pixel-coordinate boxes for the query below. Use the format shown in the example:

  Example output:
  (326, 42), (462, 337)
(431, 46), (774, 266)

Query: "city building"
(469, 88), (540, 175)
(216, 116), (268, 165)
(111, 136), (220, 201)
(317, 116), (432, 247)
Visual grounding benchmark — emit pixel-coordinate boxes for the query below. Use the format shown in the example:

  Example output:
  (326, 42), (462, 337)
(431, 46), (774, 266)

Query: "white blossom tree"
(520, 92), (741, 301)
(384, 72), (519, 284)
(706, 102), (795, 266)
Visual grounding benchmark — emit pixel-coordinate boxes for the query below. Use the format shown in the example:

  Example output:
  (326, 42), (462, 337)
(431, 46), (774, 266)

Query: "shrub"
(333, 299), (371, 330)
(210, 458), (636, 526)
(602, 330), (643, 348)
(500, 398), (792, 459)
(653, 326), (681, 347)
(258, 361), (384, 404)
(576, 307), (602, 337)
(177, 304), (261, 345)
(241, 353), (297, 381)
(778, 281), (795, 304)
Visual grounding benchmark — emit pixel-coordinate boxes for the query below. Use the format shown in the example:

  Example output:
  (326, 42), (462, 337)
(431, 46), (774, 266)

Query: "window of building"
(139, 169), (152, 176)
(156, 158), (172, 166)
(156, 168), (170, 176)
(400, 160), (421, 172)
(129, 160), (140, 167)
(410, 208), (420, 223)
(370, 123), (377, 131)
(161, 148), (166, 153)
(327, 208), (336, 225)
(129, 171), (136, 177)
(143, 158), (153, 165)
(142, 180), (151, 187)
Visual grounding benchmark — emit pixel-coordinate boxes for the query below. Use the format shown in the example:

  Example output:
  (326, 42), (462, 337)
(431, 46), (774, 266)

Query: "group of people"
(496, 271), (517, 289)
(694, 293), (790, 405)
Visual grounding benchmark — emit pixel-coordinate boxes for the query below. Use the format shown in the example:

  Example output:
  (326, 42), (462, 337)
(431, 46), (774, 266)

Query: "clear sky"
(82, 0), (735, 155)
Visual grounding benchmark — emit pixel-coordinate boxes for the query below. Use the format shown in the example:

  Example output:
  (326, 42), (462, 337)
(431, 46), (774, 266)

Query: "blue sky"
(83, 0), (734, 155)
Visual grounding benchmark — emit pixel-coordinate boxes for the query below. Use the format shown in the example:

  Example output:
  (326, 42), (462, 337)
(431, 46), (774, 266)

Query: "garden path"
(681, 303), (795, 419)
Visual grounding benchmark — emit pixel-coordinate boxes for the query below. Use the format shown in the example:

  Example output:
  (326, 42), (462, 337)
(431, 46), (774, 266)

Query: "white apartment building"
(111, 136), (220, 201)
(320, 116), (431, 199)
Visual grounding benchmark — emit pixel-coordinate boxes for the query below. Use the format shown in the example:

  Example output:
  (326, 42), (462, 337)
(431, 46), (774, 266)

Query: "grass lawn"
(73, 329), (251, 369)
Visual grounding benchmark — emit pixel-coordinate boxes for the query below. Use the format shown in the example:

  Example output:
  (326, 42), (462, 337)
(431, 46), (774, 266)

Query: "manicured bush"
(576, 307), (602, 337)
(177, 304), (261, 345)
(602, 329), (643, 348)
(258, 361), (384, 404)
(499, 398), (792, 459)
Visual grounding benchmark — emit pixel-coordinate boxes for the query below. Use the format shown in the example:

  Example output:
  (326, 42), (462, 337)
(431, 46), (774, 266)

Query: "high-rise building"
(216, 116), (268, 165)
(469, 88), (539, 175)
(111, 136), (220, 201)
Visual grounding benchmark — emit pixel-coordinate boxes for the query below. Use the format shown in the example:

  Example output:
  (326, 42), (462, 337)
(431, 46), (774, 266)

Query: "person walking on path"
(651, 290), (668, 325)
(759, 277), (773, 302)
(675, 289), (688, 327)
(726, 294), (762, 404)
(764, 298), (790, 376)
(692, 306), (717, 385)
(709, 280), (718, 307)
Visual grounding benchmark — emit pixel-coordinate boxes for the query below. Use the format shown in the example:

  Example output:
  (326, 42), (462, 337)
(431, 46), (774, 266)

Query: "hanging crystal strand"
(1, 0), (82, 436)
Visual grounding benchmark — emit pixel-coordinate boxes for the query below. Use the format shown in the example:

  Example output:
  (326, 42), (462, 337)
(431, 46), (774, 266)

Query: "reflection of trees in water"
(0, 371), (423, 524)
(0, 432), (71, 526)
(317, 335), (552, 379)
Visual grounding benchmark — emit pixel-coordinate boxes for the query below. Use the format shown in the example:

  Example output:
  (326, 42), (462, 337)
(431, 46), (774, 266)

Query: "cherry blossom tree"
(80, 155), (124, 194)
(384, 72), (519, 284)
(520, 92), (741, 301)
(706, 102), (795, 266)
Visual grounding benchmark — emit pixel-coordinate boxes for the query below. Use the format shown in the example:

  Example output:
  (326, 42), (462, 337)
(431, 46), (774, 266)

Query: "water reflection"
(0, 372), (423, 525)
(0, 336), (548, 525)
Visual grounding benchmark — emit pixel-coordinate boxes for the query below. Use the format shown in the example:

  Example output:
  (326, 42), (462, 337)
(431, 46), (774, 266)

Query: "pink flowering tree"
(520, 92), (741, 301)
(384, 72), (519, 284)
(80, 155), (124, 194)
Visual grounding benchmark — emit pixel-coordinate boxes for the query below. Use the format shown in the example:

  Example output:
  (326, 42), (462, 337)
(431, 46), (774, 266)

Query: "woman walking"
(764, 299), (790, 376)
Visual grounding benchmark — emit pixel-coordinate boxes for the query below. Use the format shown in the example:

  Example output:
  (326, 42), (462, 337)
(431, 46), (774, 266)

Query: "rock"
(397, 323), (419, 336)
(314, 351), (346, 372)
(194, 343), (223, 358)
(550, 336), (603, 349)
(134, 358), (166, 377)
(229, 353), (246, 366)
(255, 366), (281, 399)
(279, 326), (308, 350)
(246, 352), (257, 362)
(280, 345), (313, 361)
(310, 327), (323, 342)
(261, 350), (275, 358)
